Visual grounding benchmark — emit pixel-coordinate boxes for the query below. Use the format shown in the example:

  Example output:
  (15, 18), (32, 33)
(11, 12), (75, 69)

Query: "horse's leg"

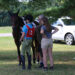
(35, 41), (40, 63)
(32, 39), (36, 63)
(15, 39), (21, 65)
(17, 45), (21, 65)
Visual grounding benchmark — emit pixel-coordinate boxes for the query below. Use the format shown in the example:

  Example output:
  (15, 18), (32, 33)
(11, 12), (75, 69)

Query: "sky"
(19, 0), (30, 2)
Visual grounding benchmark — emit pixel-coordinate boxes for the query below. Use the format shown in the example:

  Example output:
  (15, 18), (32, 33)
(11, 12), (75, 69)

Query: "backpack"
(26, 25), (35, 37)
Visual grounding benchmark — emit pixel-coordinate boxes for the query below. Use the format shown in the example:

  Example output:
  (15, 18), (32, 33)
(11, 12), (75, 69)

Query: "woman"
(39, 16), (59, 70)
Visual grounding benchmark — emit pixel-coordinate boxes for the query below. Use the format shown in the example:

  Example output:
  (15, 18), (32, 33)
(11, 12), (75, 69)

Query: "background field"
(0, 27), (75, 75)
(0, 26), (12, 33)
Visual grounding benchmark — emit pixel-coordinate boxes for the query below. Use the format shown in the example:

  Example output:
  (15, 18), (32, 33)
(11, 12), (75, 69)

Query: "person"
(34, 15), (45, 68)
(20, 14), (35, 70)
(39, 16), (59, 70)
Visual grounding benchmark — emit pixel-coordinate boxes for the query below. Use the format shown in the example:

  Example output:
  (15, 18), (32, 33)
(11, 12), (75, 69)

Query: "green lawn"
(0, 26), (12, 33)
(0, 37), (75, 75)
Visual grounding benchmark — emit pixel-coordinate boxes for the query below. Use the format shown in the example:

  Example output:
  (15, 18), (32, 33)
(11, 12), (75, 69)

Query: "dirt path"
(0, 33), (12, 37)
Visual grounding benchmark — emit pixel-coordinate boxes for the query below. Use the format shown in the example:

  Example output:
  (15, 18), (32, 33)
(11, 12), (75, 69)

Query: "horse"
(34, 24), (43, 64)
(8, 11), (41, 65)
(8, 11), (24, 65)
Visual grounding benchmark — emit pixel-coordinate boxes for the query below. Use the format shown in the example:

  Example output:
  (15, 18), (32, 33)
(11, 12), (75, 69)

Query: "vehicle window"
(52, 19), (62, 26)
(62, 19), (75, 26)
(52, 21), (58, 26)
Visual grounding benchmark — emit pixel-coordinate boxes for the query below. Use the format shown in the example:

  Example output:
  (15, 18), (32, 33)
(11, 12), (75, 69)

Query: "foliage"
(0, 0), (75, 26)
(0, 0), (19, 10)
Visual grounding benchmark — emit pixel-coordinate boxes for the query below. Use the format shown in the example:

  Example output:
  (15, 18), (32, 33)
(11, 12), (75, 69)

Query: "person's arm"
(20, 26), (22, 30)
(20, 32), (25, 42)
(40, 25), (45, 35)
(52, 27), (59, 34)
(40, 29), (44, 35)
(20, 25), (28, 42)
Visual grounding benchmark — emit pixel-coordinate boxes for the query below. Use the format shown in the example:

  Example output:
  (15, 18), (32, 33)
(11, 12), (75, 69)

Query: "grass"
(0, 27), (75, 75)
(0, 26), (12, 33)
(0, 37), (75, 75)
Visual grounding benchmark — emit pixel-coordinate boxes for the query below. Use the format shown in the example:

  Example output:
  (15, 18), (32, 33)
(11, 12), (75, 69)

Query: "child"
(20, 14), (35, 70)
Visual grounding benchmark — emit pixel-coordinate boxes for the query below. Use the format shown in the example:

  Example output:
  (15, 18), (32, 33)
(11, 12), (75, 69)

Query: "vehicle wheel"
(65, 34), (74, 45)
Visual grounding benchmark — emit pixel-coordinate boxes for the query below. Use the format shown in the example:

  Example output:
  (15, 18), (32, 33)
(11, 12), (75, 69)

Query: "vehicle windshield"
(62, 19), (75, 26)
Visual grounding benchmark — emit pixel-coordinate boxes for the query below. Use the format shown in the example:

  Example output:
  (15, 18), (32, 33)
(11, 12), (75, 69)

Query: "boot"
(27, 53), (32, 70)
(21, 55), (25, 70)
(39, 62), (44, 68)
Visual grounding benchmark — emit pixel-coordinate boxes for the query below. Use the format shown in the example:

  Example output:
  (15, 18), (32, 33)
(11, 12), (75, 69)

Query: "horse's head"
(8, 10), (24, 30)
(8, 11), (19, 27)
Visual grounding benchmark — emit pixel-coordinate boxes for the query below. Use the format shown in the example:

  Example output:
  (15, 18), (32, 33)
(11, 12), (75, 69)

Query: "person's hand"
(20, 27), (22, 30)
(20, 39), (22, 42)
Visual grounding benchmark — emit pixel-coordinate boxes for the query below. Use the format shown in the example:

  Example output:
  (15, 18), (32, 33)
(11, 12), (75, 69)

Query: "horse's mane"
(13, 16), (24, 28)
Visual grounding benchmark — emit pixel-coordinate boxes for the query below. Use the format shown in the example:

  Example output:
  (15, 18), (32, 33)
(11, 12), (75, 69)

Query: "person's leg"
(39, 44), (43, 68)
(39, 55), (43, 68)
(26, 40), (32, 69)
(26, 51), (32, 69)
(42, 48), (47, 68)
(48, 47), (54, 68)
(36, 42), (40, 64)
(21, 40), (26, 70)
(41, 38), (48, 70)
(21, 55), (25, 69)
(36, 52), (40, 63)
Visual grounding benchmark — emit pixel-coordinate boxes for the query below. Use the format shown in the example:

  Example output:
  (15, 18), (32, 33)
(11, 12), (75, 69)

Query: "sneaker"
(49, 66), (54, 70)
(22, 66), (26, 70)
(28, 67), (31, 70)
(43, 67), (48, 71)
(39, 63), (44, 68)
(27, 65), (31, 70)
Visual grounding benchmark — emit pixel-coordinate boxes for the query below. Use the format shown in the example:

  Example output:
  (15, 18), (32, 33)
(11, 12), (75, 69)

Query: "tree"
(0, 0), (20, 10)
(0, 0), (75, 20)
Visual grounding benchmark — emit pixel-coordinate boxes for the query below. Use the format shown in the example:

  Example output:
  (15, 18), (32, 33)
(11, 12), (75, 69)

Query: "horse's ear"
(8, 11), (13, 16)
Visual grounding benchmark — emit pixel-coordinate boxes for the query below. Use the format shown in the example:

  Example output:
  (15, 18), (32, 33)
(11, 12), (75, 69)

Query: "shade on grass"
(0, 37), (75, 75)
